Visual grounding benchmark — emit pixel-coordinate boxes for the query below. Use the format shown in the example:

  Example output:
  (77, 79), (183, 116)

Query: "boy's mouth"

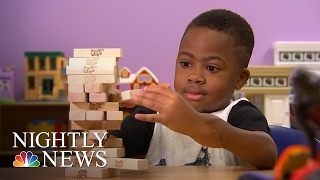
(185, 89), (206, 101)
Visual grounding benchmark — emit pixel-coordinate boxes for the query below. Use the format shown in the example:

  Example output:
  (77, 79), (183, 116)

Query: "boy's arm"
(193, 109), (277, 169)
(109, 106), (155, 158)
(194, 101), (277, 169)
(132, 86), (277, 169)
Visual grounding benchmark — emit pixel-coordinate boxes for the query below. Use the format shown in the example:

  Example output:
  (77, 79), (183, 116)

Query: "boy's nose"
(187, 73), (206, 84)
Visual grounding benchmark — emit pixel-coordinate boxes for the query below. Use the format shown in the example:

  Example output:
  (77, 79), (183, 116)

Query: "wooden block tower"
(65, 48), (148, 178)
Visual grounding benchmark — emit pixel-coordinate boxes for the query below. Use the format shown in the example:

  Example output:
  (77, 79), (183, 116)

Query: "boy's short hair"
(182, 9), (254, 68)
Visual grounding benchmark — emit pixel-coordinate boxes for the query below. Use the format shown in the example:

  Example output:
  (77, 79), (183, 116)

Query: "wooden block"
(63, 157), (148, 171)
(88, 130), (108, 140)
(105, 86), (121, 102)
(73, 138), (95, 148)
(116, 66), (121, 76)
(68, 83), (84, 93)
(70, 102), (119, 111)
(67, 74), (118, 84)
(92, 148), (125, 158)
(66, 65), (116, 75)
(71, 121), (121, 131)
(57, 156), (79, 167)
(106, 111), (123, 120)
(74, 138), (123, 148)
(108, 93), (122, 102)
(73, 48), (122, 58)
(68, 57), (118, 66)
(68, 93), (88, 102)
(66, 148), (125, 158)
(106, 86), (117, 94)
(65, 167), (120, 178)
(103, 138), (123, 148)
(86, 111), (104, 121)
(85, 83), (102, 93)
(66, 148), (124, 158)
(89, 92), (108, 102)
(115, 73), (120, 85)
(120, 89), (141, 101)
(63, 148), (124, 158)
(69, 111), (86, 121)
(57, 155), (90, 167)
(104, 158), (149, 170)
(56, 156), (83, 167)
(84, 83), (110, 93)
(105, 85), (121, 94)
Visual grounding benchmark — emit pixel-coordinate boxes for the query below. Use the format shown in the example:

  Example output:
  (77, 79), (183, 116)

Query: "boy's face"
(174, 27), (248, 113)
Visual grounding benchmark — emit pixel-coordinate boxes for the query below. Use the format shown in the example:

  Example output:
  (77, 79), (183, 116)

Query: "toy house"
(0, 66), (15, 102)
(119, 66), (159, 90)
(24, 51), (68, 100)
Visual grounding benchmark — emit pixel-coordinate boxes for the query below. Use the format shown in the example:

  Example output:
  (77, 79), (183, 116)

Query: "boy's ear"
(235, 68), (250, 90)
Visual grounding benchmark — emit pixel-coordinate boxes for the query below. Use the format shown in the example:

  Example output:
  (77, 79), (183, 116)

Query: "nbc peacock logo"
(13, 151), (40, 167)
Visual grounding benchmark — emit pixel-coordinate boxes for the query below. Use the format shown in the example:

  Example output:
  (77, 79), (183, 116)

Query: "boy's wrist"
(188, 113), (224, 148)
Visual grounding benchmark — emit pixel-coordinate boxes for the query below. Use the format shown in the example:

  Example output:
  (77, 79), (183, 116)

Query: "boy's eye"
(180, 61), (191, 68)
(206, 65), (218, 72)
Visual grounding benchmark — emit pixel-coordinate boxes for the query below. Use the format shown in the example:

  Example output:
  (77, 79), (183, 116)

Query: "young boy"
(111, 9), (277, 169)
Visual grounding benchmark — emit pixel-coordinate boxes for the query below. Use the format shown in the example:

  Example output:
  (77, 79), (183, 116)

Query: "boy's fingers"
(119, 99), (136, 108)
(143, 86), (172, 96)
(135, 113), (161, 123)
(133, 95), (164, 112)
(135, 91), (167, 105)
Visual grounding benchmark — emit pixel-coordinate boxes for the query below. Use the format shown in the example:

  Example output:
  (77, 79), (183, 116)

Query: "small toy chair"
(269, 125), (310, 157)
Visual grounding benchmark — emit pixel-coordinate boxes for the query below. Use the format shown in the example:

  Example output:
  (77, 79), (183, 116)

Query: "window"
(42, 78), (54, 94)
(122, 71), (128, 77)
(39, 58), (46, 70)
(50, 58), (56, 70)
(28, 76), (35, 89)
(133, 83), (140, 89)
(0, 78), (10, 90)
(137, 74), (152, 83)
(28, 58), (35, 70)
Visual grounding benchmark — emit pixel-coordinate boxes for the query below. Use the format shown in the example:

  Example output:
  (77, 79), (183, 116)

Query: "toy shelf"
(0, 102), (69, 151)
(0, 102), (70, 166)
(238, 87), (291, 94)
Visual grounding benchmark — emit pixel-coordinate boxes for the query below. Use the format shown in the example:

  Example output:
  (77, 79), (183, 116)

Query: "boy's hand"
(132, 86), (200, 135)
(119, 99), (136, 108)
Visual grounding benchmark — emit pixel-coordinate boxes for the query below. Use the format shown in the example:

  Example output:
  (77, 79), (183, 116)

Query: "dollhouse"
(24, 51), (68, 100)
(119, 66), (159, 90)
(0, 66), (15, 102)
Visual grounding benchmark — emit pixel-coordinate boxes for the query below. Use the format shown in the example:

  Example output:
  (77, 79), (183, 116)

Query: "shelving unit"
(0, 102), (69, 167)
(237, 66), (294, 127)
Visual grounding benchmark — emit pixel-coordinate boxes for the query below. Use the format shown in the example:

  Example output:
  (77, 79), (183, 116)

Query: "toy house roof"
(119, 66), (159, 84)
(24, 51), (65, 59)
(135, 67), (159, 83)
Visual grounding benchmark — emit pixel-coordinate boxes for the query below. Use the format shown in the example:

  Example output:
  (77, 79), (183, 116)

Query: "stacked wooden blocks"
(65, 48), (148, 178)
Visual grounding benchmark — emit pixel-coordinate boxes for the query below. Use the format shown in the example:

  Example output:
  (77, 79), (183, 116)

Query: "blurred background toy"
(24, 51), (68, 101)
(0, 65), (15, 103)
(239, 67), (320, 180)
